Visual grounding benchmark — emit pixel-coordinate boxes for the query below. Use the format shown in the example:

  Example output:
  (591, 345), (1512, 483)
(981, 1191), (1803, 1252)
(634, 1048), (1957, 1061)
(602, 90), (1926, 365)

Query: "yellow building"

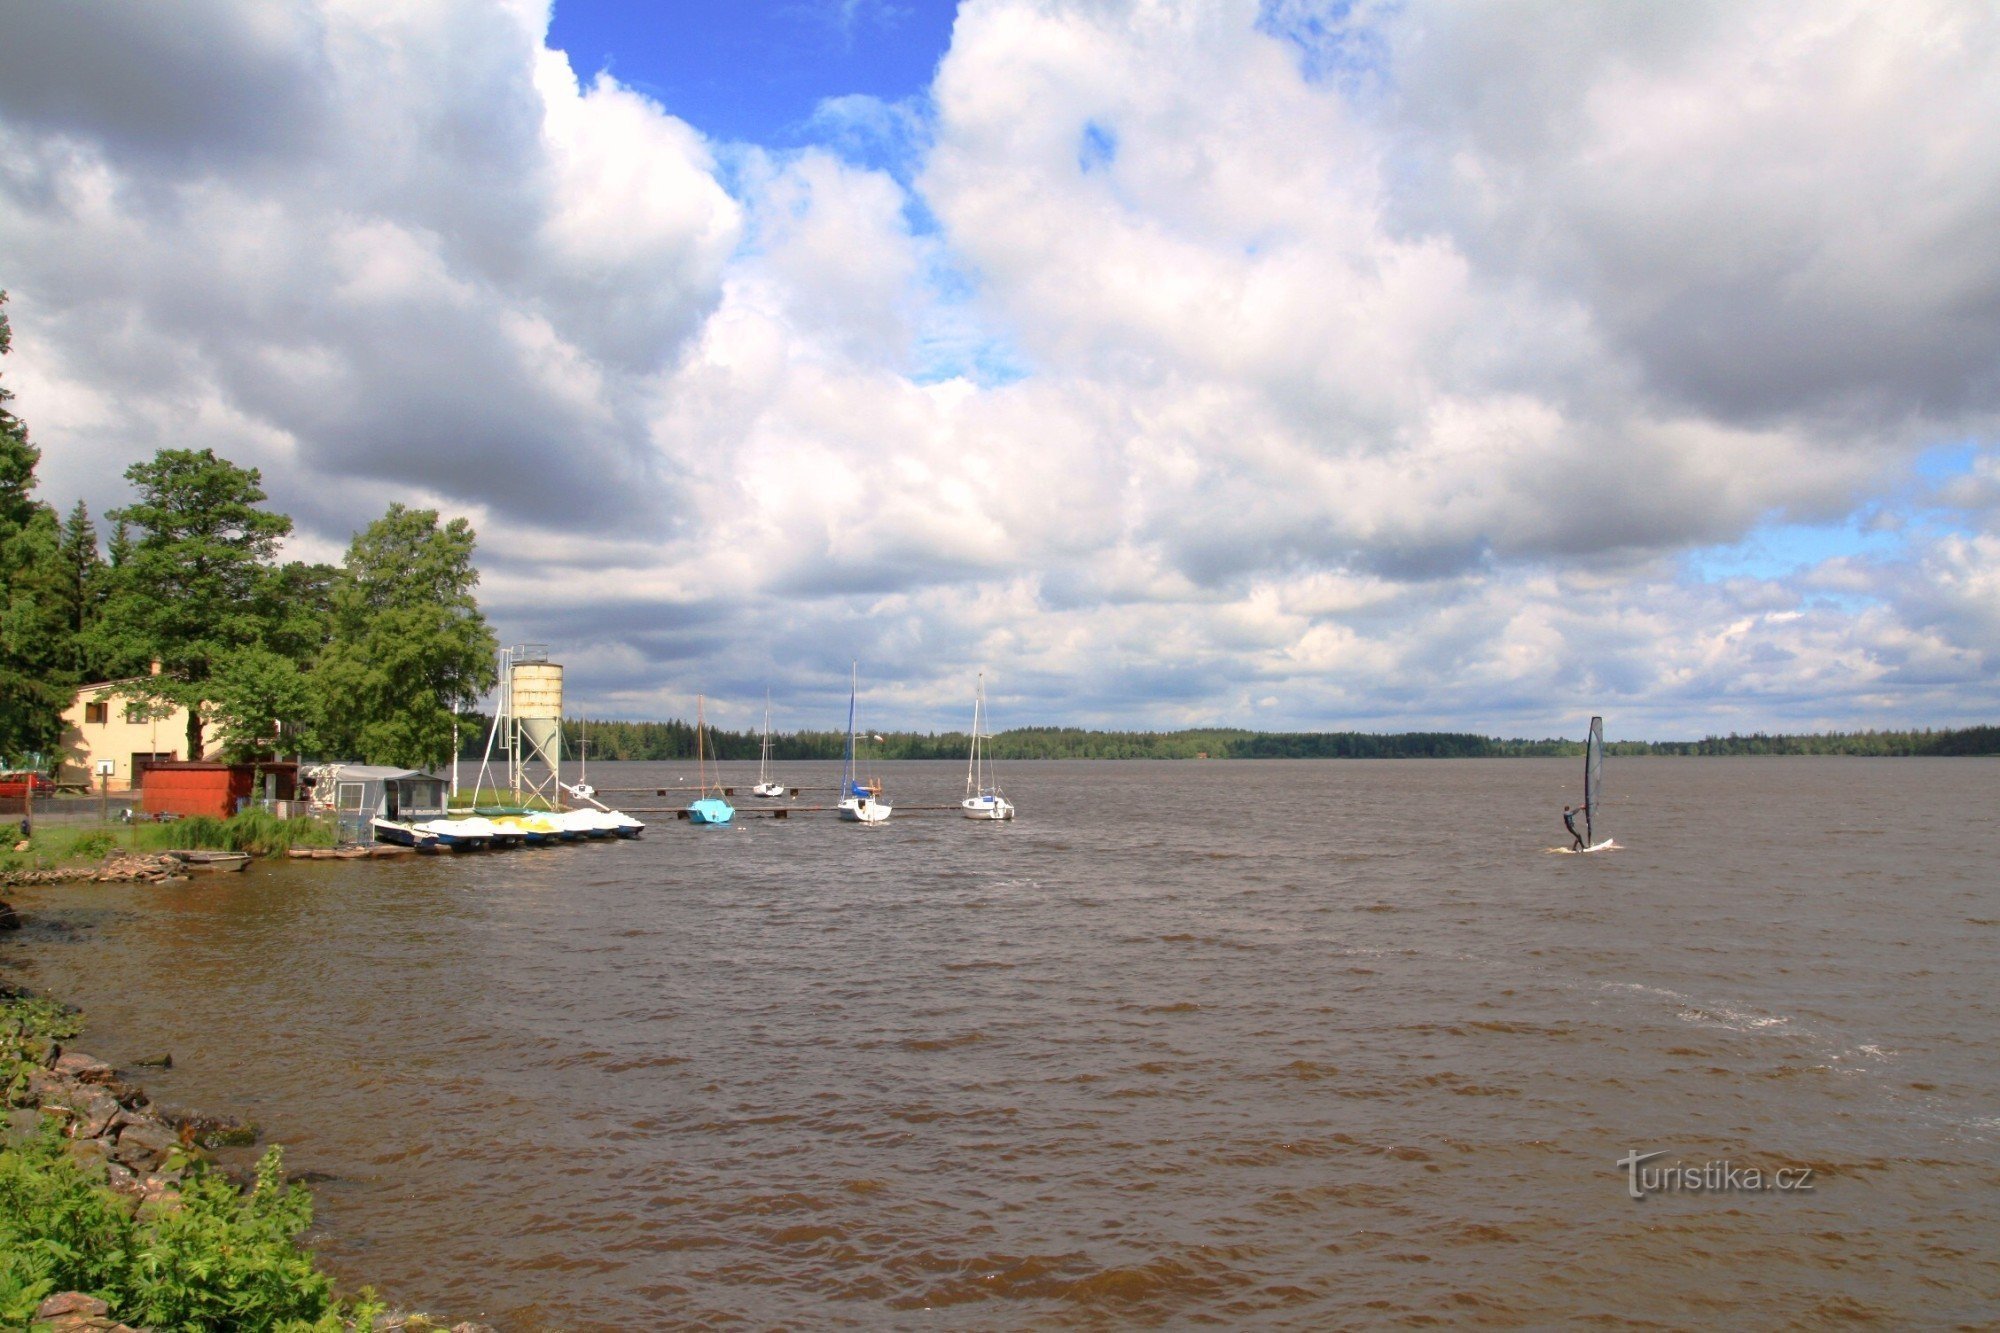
(58, 673), (216, 791)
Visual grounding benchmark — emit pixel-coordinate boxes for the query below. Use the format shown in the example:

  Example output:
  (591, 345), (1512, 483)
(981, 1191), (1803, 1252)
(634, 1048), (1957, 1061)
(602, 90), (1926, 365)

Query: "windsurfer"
(1563, 804), (1586, 851)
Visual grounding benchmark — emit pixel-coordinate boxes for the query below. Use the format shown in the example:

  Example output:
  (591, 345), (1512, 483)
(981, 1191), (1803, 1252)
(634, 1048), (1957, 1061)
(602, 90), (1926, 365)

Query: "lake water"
(5, 758), (1998, 1327)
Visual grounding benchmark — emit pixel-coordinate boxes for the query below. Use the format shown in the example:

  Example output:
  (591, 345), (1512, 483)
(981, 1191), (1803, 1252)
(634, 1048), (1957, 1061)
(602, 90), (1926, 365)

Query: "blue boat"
(686, 695), (734, 826)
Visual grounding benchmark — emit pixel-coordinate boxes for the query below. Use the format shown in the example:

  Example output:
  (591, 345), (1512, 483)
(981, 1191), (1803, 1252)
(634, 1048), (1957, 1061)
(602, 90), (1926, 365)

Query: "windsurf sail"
(1584, 715), (1604, 847)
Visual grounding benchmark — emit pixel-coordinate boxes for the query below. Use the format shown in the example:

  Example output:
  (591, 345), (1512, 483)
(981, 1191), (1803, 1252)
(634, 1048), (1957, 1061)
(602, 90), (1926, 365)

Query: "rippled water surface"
(7, 758), (1999, 1327)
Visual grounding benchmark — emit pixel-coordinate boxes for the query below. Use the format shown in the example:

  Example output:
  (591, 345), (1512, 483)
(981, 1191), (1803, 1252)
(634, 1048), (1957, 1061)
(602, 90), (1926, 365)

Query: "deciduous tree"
(315, 505), (498, 769)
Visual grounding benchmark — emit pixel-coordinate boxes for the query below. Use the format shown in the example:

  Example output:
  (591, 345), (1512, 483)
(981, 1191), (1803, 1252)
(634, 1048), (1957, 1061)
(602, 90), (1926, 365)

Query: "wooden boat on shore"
(169, 850), (251, 873)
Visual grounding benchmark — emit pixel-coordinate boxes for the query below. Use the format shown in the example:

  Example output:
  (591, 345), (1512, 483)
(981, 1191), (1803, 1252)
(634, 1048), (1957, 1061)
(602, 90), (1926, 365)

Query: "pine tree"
(0, 292), (73, 763)
(87, 448), (295, 758)
(57, 500), (106, 677)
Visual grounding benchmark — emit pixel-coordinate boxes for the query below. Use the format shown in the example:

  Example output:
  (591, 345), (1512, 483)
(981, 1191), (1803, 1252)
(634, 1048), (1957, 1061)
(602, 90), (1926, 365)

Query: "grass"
(447, 786), (557, 812)
(0, 812), (337, 876)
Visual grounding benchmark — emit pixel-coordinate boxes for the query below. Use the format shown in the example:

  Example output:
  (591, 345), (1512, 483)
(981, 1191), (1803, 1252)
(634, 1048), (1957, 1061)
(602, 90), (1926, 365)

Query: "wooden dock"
(615, 804), (969, 819)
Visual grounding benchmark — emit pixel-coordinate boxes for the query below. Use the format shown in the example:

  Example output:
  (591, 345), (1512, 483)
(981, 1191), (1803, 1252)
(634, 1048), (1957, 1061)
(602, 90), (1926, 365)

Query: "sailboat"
(836, 665), (892, 824)
(960, 672), (1014, 821)
(686, 695), (734, 825)
(752, 693), (785, 798)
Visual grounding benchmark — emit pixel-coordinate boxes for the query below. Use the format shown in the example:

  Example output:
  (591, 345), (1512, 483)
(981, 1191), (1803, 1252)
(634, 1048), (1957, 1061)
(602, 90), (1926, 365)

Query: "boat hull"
(961, 795), (1014, 821)
(371, 818), (438, 850)
(687, 798), (734, 825)
(751, 783), (786, 798)
(170, 850), (251, 872)
(837, 797), (892, 824)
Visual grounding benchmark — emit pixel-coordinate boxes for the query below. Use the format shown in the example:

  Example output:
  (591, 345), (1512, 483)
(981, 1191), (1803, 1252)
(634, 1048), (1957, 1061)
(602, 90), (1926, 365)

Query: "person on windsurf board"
(1563, 804), (1586, 851)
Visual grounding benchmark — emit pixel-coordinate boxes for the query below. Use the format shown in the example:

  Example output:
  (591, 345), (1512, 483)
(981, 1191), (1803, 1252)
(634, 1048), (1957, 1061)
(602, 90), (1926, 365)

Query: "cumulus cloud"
(2, 0), (738, 533)
(3, 0), (1998, 734)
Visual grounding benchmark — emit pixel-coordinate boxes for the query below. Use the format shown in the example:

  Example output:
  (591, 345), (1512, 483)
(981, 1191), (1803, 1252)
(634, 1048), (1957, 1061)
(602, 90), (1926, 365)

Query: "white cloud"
(3, 0), (1999, 734)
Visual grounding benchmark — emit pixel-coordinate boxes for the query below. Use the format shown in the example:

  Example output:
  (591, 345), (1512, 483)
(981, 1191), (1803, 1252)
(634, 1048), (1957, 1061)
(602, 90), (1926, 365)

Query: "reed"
(1, 812), (337, 873)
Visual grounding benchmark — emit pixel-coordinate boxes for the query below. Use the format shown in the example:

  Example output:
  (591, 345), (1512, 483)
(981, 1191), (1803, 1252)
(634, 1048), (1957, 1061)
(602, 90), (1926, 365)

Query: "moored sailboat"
(752, 693), (785, 798)
(961, 672), (1014, 821)
(687, 695), (734, 825)
(837, 665), (892, 824)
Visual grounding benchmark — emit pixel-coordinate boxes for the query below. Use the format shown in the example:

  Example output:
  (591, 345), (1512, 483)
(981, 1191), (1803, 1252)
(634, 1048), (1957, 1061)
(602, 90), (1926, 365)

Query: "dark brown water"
(6, 759), (1998, 1327)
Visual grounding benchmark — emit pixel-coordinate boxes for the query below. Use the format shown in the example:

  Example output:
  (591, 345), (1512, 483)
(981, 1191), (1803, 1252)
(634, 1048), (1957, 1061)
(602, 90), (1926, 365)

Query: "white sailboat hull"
(961, 795), (1014, 821)
(838, 796), (892, 823)
(752, 782), (786, 798)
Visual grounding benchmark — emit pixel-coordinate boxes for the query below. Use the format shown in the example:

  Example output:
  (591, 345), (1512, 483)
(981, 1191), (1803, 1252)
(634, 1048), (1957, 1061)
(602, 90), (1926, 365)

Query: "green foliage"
(57, 501), (109, 680)
(205, 647), (315, 763)
(0, 292), (78, 762)
(0, 813), (335, 870)
(0, 292), (37, 535)
(69, 830), (117, 860)
(126, 811), (335, 857)
(0, 987), (385, 1332)
(314, 505), (498, 770)
(0, 1125), (136, 1316)
(125, 1147), (335, 1331)
(0, 1128), (382, 1333)
(1, 990), (84, 1044)
(86, 449), (298, 757)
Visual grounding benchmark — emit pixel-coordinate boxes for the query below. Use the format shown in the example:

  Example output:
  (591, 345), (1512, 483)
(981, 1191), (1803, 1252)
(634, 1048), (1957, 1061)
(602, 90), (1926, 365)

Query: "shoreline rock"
(2, 851), (195, 887)
(3, 960), (496, 1333)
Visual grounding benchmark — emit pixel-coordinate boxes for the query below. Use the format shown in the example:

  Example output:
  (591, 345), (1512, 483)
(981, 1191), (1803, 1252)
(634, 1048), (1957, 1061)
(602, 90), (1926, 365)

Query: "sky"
(2, 0), (1998, 740)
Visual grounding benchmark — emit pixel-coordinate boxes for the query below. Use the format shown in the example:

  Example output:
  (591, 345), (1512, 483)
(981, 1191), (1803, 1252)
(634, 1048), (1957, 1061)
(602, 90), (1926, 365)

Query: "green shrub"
(0, 1126), (138, 1316)
(0, 1131), (383, 1332)
(1, 991), (83, 1043)
(70, 831), (118, 860)
(127, 812), (336, 857)
(125, 1147), (336, 1330)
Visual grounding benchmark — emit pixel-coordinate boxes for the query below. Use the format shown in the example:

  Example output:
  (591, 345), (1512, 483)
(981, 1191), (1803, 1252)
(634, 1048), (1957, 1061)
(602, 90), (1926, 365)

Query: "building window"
(337, 783), (366, 812)
(85, 701), (108, 725)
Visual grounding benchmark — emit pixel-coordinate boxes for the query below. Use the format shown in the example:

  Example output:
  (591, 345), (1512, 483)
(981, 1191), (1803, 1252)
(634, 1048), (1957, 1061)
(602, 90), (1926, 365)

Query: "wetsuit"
(1563, 807), (1584, 850)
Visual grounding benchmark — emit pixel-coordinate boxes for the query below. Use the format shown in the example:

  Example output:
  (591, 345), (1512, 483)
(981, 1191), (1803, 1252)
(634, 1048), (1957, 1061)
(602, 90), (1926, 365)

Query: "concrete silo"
(470, 645), (569, 808)
(512, 657), (564, 778)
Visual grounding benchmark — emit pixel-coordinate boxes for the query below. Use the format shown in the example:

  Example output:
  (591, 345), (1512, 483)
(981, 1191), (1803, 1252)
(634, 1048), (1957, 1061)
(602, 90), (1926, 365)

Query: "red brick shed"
(139, 762), (299, 820)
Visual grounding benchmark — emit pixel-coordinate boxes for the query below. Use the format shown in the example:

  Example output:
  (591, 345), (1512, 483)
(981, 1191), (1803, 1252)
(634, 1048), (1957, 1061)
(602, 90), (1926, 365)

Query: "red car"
(0, 772), (55, 798)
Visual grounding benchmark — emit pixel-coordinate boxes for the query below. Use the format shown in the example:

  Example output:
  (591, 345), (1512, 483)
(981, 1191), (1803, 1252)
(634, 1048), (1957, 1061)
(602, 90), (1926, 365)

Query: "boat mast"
(759, 692), (773, 784)
(966, 673), (983, 798)
(843, 664), (858, 798)
(696, 695), (707, 798)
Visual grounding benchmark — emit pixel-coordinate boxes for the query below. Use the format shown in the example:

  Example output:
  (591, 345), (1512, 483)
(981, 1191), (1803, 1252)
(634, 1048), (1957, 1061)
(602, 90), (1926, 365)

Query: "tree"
(88, 449), (294, 758)
(205, 645), (316, 762)
(315, 505), (498, 769)
(0, 291), (74, 764)
(56, 500), (106, 676)
(0, 293), (38, 535)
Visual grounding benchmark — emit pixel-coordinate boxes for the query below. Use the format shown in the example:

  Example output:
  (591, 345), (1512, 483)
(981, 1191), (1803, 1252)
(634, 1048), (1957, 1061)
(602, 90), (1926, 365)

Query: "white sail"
(961, 671), (1014, 820)
(838, 664), (892, 823)
(753, 692), (784, 797)
(1584, 716), (1606, 848)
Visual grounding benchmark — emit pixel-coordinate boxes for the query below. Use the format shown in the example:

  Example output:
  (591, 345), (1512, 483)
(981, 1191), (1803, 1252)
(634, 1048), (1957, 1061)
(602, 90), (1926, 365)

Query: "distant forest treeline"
(451, 718), (2000, 762)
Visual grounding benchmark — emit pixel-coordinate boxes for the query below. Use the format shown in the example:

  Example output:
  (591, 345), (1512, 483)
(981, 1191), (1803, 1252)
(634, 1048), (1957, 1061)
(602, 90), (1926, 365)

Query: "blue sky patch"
(548, 0), (959, 147)
(1683, 516), (1904, 583)
(1078, 121), (1118, 173)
